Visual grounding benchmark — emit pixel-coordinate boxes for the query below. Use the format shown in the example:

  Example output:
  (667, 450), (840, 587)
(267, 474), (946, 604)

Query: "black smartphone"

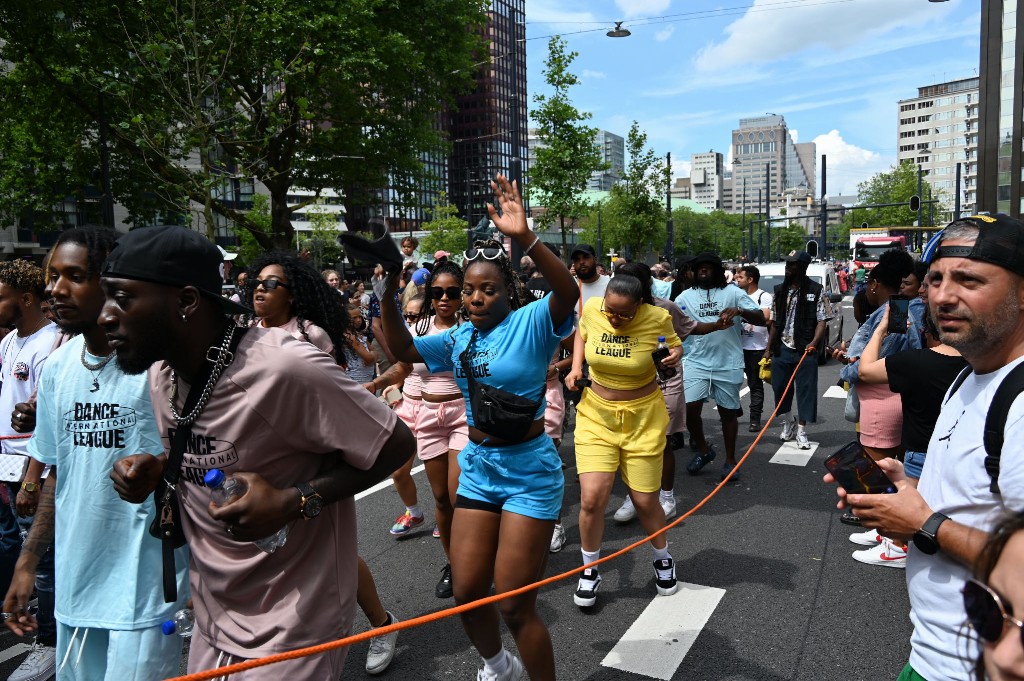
(888, 295), (910, 334)
(824, 441), (897, 494)
(575, 377), (592, 389)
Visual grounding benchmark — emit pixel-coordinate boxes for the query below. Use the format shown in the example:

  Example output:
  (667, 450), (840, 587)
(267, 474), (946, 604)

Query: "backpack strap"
(982, 361), (1024, 495)
(945, 366), (973, 404)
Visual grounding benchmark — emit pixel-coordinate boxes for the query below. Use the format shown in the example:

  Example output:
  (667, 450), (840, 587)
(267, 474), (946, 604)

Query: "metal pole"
(597, 206), (604, 260)
(916, 165), (924, 227)
(820, 154), (828, 259)
(666, 152), (674, 257)
(508, 13), (525, 271)
(741, 178), (747, 261)
(955, 162), (962, 219)
(758, 188), (763, 261)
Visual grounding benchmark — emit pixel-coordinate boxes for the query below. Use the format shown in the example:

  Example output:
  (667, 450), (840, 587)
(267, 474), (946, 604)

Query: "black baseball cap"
(785, 250), (812, 265)
(570, 244), (596, 258)
(931, 214), (1024, 277)
(102, 225), (252, 315)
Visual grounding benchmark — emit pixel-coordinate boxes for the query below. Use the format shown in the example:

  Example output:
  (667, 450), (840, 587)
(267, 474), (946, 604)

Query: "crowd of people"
(0, 178), (1016, 681)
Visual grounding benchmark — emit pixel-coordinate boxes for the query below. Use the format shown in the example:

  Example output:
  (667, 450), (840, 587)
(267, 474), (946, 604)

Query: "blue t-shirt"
(414, 299), (573, 426)
(651, 278), (672, 300)
(676, 285), (760, 373)
(29, 335), (189, 629)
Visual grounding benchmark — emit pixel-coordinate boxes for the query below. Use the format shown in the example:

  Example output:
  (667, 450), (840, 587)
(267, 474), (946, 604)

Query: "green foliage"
(0, 0), (488, 246)
(608, 122), (668, 257)
(420, 192), (469, 258)
(236, 194), (272, 263)
(840, 160), (945, 230)
(298, 200), (344, 271)
(529, 36), (606, 252)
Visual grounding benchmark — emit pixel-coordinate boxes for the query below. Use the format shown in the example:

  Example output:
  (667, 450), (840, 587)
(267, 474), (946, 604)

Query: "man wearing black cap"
(103, 225), (414, 679)
(764, 250), (831, 449)
(571, 244), (609, 309)
(675, 252), (765, 480)
(829, 215), (1024, 681)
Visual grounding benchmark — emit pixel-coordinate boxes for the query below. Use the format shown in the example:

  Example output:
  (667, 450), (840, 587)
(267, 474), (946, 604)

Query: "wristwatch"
(912, 512), (950, 555)
(295, 482), (324, 520)
(20, 482), (39, 493)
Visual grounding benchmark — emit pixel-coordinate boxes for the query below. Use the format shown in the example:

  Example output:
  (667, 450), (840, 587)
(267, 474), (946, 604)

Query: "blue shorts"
(683, 369), (743, 410)
(456, 435), (564, 521)
(57, 621), (182, 681)
(904, 450), (926, 480)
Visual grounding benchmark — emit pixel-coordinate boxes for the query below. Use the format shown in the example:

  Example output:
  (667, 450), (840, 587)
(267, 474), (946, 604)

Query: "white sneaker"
(660, 495), (677, 520)
(795, 428), (811, 449)
(365, 611), (399, 675)
(613, 496), (637, 522)
(849, 528), (882, 546)
(574, 567), (602, 607)
(852, 538), (907, 569)
(476, 652), (526, 680)
(549, 523), (567, 553)
(8, 641), (56, 681)
(780, 415), (796, 441)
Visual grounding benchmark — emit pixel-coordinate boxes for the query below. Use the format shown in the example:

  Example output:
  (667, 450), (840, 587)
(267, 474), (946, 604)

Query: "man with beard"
(572, 244), (609, 310)
(2, 228), (191, 681)
(675, 253), (765, 480)
(103, 225), (414, 679)
(830, 214), (1024, 681)
(764, 251), (831, 449)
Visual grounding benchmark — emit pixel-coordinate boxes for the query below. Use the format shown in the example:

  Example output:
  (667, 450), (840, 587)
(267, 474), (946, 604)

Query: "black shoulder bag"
(149, 325), (247, 602)
(458, 329), (540, 442)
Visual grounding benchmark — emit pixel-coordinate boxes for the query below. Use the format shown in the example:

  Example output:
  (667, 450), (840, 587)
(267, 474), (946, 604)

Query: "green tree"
(420, 192), (469, 259)
(0, 0), (487, 247)
(841, 160), (944, 230)
(298, 200), (344, 271)
(529, 36), (605, 255)
(605, 122), (668, 257)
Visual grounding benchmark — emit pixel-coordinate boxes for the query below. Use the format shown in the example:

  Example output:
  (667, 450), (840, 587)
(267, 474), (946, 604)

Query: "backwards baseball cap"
(930, 213), (1024, 277)
(570, 244), (596, 258)
(785, 250), (812, 265)
(102, 225), (251, 315)
(411, 267), (431, 286)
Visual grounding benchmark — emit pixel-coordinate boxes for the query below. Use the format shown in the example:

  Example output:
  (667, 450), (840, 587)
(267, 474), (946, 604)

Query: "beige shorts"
(414, 398), (469, 460)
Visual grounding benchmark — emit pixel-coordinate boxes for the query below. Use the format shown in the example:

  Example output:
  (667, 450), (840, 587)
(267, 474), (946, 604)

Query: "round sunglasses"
(963, 578), (1024, 647)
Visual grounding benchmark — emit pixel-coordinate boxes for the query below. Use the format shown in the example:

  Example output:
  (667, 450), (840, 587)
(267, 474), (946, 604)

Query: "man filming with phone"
(825, 214), (1024, 681)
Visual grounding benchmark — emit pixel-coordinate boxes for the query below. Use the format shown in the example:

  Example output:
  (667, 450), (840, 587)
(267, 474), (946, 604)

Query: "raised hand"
(486, 174), (528, 239)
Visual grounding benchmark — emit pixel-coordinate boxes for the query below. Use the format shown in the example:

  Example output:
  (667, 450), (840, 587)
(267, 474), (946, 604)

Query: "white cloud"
(812, 130), (893, 196)
(654, 26), (675, 42)
(581, 69), (607, 79)
(694, 0), (961, 72)
(790, 129), (799, 144)
(615, 0), (670, 19)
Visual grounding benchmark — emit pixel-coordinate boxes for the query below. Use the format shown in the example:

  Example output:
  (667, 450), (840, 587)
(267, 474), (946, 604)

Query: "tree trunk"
(265, 178), (296, 250)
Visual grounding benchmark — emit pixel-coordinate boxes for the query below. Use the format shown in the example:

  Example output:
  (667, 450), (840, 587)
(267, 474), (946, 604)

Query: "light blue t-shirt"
(29, 335), (189, 629)
(676, 285), (761, 373)
(414, 299), (573, 427)
(651, 278), (672, 300)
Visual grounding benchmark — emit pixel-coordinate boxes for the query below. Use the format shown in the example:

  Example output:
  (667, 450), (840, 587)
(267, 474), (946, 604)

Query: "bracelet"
(523, 235), (540, 255)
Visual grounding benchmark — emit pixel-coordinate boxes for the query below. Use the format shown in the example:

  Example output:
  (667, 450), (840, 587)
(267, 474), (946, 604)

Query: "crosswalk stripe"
(355, 464), (425, 501)
(769, 441), (818, 466)
(0, 643), (31, 664)
(823, 385), (847, 399)
(601, 582), (726, 680)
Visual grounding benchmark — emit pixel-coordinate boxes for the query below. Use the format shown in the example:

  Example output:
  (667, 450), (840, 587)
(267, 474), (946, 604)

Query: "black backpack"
(946, 362), (1024, 494)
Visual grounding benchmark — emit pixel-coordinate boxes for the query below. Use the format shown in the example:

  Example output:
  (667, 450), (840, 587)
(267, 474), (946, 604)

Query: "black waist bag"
(459, 330), (540, 441)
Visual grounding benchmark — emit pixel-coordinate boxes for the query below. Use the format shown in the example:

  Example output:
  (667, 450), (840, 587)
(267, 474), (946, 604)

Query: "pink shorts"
(544, 377), (565, 440)
(857, 382), (903, 448)
(415, 398), (469, 460)
(394, 395), (421, 431)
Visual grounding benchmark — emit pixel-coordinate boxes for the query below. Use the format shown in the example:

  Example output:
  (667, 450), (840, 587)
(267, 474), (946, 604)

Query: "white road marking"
(355, 464), (425, 501)
(769, 441), (819, 466)
(713, 386), (750, 411)
(0, 643), (31, 664)
(823, 385), (848, 399)
(601, 582), (726, 680)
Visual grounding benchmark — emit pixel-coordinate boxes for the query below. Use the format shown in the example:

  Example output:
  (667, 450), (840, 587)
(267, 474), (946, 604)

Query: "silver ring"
(226, 526), (234, 535)
(1, 612), (13, 621)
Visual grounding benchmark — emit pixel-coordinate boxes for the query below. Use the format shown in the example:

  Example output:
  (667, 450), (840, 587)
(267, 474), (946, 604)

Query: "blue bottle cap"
(161, 620), (176, 636)
(203, 469), (225, 488)
(658, 336), (666, 342)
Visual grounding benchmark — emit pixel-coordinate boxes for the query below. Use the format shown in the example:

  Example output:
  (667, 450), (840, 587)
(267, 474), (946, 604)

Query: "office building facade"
(689, 151), (725, 211)
(588, 130), (625, 191)
(730, 115), (815, 216)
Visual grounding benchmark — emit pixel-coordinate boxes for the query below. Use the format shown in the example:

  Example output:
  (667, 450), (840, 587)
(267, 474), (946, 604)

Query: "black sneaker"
(435, 563), (453, 599)
(653, 557), (679, 596)
(573, 567), (602, 608)
(686, 444), (717, 475)
(748, 419), (761, 433)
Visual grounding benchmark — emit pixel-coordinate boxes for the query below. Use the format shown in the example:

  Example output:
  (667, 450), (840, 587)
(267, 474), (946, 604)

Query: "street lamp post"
(666, 152), (674, 257)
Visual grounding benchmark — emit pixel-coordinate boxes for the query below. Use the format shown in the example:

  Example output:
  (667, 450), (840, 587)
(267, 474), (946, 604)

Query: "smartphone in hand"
(887, 295), (910, 334)
(824, 441), (896, 494)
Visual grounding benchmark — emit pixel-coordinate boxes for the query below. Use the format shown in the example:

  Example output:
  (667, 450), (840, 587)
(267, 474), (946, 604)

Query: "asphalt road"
(0, 295), (916, 681)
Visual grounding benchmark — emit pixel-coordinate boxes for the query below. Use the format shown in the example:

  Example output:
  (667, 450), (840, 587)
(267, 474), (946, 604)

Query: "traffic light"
(806, 240), (819, 259)
(909, 195), (921, 212)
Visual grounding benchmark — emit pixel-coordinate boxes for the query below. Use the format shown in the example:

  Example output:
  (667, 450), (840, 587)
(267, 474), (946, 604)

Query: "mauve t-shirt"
(149, 326), (397, 657)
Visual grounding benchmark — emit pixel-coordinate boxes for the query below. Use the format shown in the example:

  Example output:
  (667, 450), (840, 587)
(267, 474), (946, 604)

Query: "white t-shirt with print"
(907, 355), (1024, 681)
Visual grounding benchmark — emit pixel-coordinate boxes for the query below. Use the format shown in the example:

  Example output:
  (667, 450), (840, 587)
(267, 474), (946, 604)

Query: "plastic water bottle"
(652, 336), (677, 382)
(161, 608), (194, 637)
(204, 469), (289, 553)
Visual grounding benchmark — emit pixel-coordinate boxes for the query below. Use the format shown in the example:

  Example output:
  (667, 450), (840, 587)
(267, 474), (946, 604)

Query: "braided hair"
(413, 260), (465, 336)
(245, 250), (349, 352)
(464, 239), (528, 311)
(53, 228), (120, 280)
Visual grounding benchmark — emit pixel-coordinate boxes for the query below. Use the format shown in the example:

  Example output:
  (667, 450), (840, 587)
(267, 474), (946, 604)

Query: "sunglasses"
(431, 286), (462, 301)
(463, 247), (504, 262)
(254, 279), (290, 291)
(964, 578), (1024, 647)
(600, 302), (636, 322)
(402, 313), (419, 322)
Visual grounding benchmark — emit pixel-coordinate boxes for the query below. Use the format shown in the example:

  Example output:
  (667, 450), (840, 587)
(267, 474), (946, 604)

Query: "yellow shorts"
(574, 388), (669, 493)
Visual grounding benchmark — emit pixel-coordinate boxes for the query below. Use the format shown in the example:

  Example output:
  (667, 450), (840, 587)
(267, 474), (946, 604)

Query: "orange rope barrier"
(168, 348), (812, 680)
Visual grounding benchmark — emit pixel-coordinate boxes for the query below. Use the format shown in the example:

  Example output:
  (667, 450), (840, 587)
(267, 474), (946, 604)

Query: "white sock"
(406, 504), (422, 518)
(797, 423), (807, 434)
(653, 544), (671, 561)
(581, 548), (600, 566)
(660, 489), (674, 501)
(483, 649), (510, 676)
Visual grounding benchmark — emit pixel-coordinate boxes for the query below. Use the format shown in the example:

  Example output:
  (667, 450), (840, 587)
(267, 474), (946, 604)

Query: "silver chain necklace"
(80, 342), (116, 393)
(168, 324), (236, 427)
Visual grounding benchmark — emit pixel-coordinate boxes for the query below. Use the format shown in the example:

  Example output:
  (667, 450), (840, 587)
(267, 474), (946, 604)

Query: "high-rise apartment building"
(896, 77), (979, 218)
(588, 130), (625, 191)
(689, 151), (725, 211)
(977, 0), (1022, 218)
(730, 115), (815, 216)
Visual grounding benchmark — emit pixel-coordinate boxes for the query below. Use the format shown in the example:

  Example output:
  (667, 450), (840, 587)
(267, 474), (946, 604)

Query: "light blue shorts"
(904, 450), (926, 480)
(56, 621), (182, 681)
(456, 434), (564, 521)
(683, 368), (744, 411)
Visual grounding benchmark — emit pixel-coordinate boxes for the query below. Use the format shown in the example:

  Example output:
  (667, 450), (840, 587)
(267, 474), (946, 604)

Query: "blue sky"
(524, 0), (980, 198)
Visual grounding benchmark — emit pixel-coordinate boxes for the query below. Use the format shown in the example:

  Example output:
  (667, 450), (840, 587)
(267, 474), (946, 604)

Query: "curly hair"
(413, 260), (465, 336)
(463, 239), (528, 311)
(53, 228), (120, 280)
(245, 250), (349, 353)
(0, 259), (46, 299)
